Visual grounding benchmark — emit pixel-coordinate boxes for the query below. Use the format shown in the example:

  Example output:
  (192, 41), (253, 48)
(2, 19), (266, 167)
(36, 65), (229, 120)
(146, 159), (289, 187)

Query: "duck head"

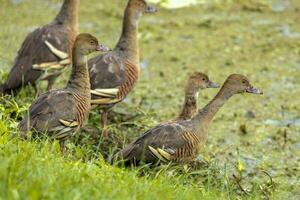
(74, 33), (111, 56)
(187, 72), (219, 94)
(224, 74), (263, 95)
(127, 0), (157, 18)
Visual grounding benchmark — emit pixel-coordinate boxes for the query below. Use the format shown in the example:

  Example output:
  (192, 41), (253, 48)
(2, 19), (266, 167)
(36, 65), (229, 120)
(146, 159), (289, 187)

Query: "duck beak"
(246, 86), (263, 95)
(96, 44), (112, 52)
(207, 81), (220, 88)
(145, 5), (157, 13)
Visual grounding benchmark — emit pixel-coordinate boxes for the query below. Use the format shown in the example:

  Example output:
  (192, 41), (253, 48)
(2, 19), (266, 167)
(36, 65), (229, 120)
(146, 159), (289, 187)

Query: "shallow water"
(264, 118), (300, 127)
(11, 0), (23, 5)
(277, 24), (300, 38)
(148, 0), (199, 9)
(1, 0), (300, 198)
(149, 0), (294, 12)
(271, 0), (291, 12)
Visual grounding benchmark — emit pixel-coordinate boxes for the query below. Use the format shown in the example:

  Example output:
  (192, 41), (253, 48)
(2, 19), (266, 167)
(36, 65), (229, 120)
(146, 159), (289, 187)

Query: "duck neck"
(54, 0), (79, 29)
(192, 86), (234, 131)
(66, 47), (90, 96)
(178, 89), (199, 120)
(115, 5), (140, 65)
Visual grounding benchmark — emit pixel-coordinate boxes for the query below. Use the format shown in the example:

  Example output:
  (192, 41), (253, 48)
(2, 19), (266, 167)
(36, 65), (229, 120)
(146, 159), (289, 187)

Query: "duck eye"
(202, 78), (206, 81)
(242, 80), (246, 84)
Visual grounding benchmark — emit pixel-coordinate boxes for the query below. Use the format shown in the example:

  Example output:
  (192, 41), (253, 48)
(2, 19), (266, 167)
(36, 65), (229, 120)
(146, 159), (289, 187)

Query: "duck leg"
(31, 82), (39, 95)
(59, 139), (67, 155)
(47, 76), (57, 91)
(101, 110), (109, 139)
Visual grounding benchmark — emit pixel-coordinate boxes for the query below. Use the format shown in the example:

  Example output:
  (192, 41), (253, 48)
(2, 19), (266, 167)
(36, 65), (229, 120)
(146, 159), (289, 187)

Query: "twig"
(259, 185), (270, 199)
(261, 170), (274, 187)
(232, 174), (250, 195)
(258, 170), (274, 199)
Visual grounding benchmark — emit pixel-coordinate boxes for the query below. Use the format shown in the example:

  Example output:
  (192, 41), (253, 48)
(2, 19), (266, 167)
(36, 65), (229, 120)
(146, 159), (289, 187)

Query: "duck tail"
(111, 144), (136, 166)
(0, 83), (6, 95)
(0, 83), (16, 96)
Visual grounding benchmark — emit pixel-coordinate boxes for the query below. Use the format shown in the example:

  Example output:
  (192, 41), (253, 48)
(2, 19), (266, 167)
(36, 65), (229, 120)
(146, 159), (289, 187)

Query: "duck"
(177, 72), (219, 120)
(0, 0), (79, 95)
(18, 33), (111, 154)
(88, 0), (157, 138)
(116, 74), (263, 165)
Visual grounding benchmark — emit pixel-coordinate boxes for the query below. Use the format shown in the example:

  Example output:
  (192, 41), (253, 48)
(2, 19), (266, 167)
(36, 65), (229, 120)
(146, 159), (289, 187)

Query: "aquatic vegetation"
(0, 0), (299, 199)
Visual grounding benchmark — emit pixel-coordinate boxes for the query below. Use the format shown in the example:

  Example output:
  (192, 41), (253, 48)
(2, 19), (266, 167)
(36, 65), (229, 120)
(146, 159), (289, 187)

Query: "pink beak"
(246, 86), (263, 95)
(96, 44), (112, 52)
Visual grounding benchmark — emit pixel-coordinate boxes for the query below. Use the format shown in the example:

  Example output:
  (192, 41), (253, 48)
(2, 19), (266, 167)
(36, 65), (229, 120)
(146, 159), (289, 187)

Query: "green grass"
(0, 134), (225, 200)
(1, 0), (300, 199)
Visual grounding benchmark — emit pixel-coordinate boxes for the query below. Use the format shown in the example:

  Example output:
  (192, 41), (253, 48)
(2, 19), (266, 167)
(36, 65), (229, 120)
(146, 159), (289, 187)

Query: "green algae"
(0, 0), (300, 199)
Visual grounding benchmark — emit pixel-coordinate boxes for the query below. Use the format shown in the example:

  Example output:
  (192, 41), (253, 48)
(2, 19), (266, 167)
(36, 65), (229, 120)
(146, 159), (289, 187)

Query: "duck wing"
(89, 52), (138, 106)
(5, 23), (73, 91)
(88, 53), (125, 105)
(118, 122), (197, 163)
(19, 89), (79, 139)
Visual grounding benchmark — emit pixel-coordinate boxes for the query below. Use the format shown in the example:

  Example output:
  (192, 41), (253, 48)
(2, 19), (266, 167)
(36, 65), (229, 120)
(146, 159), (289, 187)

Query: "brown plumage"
(0, 0), (78, 95)
(116, 74), (263, 165)
(177, 72), (219, 120)
(18, 33), (110, 153)
(88, 0), (157, 138)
